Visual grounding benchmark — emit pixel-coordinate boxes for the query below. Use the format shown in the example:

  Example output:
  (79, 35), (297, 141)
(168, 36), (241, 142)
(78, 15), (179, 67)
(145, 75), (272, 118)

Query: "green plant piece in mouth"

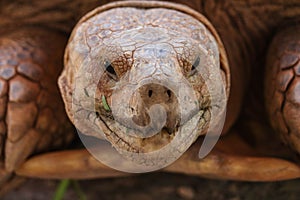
(102, 95), (111, 111)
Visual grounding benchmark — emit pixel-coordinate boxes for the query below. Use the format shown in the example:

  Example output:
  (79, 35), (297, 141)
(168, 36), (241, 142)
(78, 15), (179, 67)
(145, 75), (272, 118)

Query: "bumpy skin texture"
(59, 3), (229, 169)
(265, 25), (300, 154)
(0, 27), (73, 187)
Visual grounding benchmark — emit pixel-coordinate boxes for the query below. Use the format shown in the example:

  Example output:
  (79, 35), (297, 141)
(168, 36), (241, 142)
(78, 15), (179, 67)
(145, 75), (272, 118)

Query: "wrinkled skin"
(0, 0), (300, 194)
(59, 6), (227, 170)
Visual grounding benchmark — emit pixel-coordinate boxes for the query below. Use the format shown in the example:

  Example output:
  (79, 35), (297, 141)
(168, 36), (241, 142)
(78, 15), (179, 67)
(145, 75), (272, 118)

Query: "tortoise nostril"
(148, 90), (153, 97)
(146, 88), (172, 99)
(166, 90), (171, 98)
(130, 107), (134, 112)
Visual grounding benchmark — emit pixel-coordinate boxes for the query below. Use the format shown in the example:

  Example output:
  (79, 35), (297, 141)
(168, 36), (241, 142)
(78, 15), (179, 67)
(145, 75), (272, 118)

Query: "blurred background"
(3, 172), (300, 200)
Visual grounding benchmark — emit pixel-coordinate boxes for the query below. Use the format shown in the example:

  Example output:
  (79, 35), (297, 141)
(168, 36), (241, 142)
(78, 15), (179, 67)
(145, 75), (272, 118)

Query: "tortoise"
(0, 0), (300, 194)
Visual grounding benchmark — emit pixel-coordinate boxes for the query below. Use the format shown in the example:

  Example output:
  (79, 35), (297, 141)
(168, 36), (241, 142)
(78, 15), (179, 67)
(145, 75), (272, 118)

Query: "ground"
(3, 172), (300, 200)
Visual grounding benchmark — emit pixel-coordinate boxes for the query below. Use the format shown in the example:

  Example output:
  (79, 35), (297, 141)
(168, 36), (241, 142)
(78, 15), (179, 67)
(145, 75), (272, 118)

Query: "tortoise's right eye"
(104, 61), (117, 80)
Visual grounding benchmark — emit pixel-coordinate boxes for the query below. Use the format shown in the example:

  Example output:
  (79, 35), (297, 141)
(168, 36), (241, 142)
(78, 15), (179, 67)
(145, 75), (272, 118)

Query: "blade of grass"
(53, 179), (71, 200)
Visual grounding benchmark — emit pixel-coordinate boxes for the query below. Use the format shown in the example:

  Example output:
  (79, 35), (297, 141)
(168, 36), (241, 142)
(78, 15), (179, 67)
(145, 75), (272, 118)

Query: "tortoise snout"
(142, 84), (173, 104)
(129, 83), (180, 134)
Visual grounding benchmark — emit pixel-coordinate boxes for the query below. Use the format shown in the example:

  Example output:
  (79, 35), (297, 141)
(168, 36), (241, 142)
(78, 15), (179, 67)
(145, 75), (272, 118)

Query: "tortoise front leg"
(0, 27), (73, 188)
(15, 133), (300, 181)
(265, 24), (300, 154)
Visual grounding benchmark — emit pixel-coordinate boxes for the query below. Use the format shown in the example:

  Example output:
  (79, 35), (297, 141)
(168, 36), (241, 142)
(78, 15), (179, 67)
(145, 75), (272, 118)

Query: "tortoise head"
(59, 1), (229, 172)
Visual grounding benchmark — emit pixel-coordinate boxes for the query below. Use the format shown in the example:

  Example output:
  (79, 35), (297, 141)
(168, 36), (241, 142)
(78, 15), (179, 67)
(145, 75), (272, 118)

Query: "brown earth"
(3, 172), (300, 200)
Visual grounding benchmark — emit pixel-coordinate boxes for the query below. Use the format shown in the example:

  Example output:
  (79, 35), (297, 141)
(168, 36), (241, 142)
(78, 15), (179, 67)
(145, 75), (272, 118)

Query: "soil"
(3, 172), (300, 200)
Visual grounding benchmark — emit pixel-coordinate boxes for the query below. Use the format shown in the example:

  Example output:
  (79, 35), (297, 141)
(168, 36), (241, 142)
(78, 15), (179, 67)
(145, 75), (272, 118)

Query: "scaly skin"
(265, 24), (300, 154)
(0, 27), (73, 188)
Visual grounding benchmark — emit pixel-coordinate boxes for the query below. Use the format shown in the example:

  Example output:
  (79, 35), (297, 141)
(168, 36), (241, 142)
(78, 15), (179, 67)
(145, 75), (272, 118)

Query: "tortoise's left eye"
(189, 56), (200, 76)
(105, 61), (117, 80)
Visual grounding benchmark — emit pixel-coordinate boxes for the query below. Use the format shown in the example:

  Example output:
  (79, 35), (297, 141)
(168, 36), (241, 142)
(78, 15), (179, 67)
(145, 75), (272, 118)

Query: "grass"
(53, 179), (86, 200)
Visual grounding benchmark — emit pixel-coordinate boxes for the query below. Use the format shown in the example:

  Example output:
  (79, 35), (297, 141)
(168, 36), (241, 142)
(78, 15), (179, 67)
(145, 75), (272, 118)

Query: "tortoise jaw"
(89, 106), (205, 172)
(110, 105), (204, 151)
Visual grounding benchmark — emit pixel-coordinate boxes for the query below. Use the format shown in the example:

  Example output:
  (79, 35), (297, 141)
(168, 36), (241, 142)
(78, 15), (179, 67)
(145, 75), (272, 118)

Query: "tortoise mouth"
(90, 103), (209, 171)
(73, 106), (207, 173)
(96, 104), (207, 154)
